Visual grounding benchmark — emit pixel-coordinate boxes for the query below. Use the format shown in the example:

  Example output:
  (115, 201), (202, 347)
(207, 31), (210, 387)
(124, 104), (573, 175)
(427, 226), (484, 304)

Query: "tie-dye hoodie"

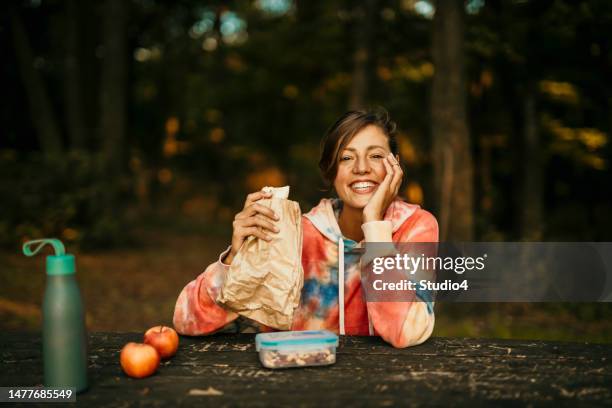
(173, 198), (438, 348)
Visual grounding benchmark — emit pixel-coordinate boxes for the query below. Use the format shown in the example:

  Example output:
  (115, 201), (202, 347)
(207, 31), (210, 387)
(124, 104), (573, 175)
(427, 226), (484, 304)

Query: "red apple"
(144, 325), (179, 359)
(120, 342), (160, 378)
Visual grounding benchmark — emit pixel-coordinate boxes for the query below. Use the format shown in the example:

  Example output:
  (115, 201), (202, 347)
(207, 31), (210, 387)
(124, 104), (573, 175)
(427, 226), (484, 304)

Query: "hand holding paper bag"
(217, 186), (304, 330)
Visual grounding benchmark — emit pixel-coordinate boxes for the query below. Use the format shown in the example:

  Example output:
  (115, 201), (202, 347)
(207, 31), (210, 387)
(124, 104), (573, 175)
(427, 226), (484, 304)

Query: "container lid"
(255, 330), (339, 351)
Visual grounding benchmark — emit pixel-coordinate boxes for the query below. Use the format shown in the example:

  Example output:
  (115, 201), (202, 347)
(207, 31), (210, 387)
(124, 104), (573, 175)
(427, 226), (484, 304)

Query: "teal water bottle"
(23, 239), (88, 392)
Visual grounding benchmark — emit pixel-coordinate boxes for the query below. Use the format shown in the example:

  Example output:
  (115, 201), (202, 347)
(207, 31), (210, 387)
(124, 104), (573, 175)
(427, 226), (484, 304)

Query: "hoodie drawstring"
(338, 237), (345, 335)
(339, 237), (375, 336)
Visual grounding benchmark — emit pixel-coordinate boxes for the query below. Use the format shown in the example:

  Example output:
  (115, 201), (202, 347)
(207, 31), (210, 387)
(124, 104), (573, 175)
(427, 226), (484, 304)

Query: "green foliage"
(3, 0), (612, 243)
(0, 150), (130, 249)
(434, 303), (612, 343)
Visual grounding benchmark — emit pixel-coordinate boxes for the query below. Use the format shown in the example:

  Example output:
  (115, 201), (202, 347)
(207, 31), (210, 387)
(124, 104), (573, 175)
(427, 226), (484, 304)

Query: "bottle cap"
(22, 239), (76, 276)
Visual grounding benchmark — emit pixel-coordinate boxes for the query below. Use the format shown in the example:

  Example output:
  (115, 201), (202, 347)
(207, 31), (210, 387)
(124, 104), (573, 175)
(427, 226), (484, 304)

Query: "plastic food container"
(255, 330), (339, 369)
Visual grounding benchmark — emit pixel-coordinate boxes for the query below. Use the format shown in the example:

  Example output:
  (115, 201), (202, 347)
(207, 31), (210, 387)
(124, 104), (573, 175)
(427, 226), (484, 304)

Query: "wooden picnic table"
(1, 332), (611, 406)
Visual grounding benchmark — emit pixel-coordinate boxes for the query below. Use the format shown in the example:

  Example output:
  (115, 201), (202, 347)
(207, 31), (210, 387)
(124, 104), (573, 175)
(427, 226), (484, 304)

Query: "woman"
(173, 108), (438, 348)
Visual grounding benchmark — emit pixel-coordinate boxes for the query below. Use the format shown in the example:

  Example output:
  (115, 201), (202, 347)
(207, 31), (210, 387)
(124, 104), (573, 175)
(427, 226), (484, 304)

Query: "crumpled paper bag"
(217, 186), (303, 329)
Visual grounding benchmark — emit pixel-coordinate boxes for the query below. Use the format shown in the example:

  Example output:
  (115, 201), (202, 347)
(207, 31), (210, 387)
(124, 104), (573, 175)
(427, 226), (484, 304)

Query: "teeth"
(352, 182), (375, 189)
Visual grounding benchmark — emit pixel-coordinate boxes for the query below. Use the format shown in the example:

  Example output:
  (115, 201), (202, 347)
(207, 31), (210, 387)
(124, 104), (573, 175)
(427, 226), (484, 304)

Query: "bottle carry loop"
(23, 238), (66, 257)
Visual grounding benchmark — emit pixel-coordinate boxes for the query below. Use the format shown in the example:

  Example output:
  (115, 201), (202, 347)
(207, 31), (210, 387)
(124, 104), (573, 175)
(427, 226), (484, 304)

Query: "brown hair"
(318, 107), (398, 188)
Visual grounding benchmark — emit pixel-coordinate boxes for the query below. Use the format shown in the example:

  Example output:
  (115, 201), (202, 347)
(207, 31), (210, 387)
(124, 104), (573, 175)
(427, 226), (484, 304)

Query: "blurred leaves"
(544, 114), (608, 170)
(2, 0), (612, 247)
(0, 150), (129, 249)
(1, 0), (612, 339)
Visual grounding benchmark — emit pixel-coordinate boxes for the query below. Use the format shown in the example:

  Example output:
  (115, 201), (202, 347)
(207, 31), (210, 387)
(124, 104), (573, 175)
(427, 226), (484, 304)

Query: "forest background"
(1, 0), (611, 341)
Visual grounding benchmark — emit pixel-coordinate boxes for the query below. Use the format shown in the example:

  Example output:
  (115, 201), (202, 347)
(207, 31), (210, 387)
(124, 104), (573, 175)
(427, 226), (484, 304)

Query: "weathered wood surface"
(1, 332), (611, 407)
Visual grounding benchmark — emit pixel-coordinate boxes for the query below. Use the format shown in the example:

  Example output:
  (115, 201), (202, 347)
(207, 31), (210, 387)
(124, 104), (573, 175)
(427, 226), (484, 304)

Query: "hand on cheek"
(387, 153), (403, 196)
(363, 153), (403, 223)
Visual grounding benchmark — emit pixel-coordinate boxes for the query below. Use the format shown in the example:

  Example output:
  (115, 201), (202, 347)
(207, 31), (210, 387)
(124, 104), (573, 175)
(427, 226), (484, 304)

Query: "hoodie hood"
(303, 197), (420, 243)
(303, 197), (421, 336)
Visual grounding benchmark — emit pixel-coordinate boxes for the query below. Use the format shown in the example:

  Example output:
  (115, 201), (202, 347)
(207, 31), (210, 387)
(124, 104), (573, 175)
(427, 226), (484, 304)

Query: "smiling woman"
(319, 110), (403, 242)
(173, 107), (439, 348)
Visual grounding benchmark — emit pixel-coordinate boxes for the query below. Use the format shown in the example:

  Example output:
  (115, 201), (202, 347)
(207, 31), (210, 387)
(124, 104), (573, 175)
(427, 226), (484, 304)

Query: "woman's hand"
(363, 153), (403, 223)
(223, 190), (280, 265)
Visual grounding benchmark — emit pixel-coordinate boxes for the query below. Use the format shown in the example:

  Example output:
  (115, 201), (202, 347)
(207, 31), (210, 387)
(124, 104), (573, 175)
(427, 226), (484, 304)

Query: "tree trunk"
(431, 0), (474, 240)
(9, 6), (63, 155)
(520, 87), (543, 239)
(348, 0), (377, 110)
(100, 0), (128, 176)
(79, 0), (99, 147)
(64, 0), (86, 150)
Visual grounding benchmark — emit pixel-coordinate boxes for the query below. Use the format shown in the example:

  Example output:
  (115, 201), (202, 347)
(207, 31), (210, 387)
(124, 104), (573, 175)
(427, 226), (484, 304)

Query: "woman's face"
(333, 125), (394, 210)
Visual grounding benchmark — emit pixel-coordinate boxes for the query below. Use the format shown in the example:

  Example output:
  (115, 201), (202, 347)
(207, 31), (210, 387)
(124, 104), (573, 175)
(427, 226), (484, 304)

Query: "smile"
(349, 181), (378, 194)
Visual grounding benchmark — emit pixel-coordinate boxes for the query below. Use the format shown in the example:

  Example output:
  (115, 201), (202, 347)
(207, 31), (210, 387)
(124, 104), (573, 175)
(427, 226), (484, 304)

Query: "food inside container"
(255, 330), (339, 369)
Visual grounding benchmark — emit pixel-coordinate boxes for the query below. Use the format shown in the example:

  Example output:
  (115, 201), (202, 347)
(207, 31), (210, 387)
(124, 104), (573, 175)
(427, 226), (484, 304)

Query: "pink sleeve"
(365, 210), (439, 348)
(173, 247), (239, 335)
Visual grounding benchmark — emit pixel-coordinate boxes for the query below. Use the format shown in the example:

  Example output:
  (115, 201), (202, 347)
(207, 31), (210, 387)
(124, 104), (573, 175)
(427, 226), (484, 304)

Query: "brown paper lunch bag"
(216, 186), (304, 330)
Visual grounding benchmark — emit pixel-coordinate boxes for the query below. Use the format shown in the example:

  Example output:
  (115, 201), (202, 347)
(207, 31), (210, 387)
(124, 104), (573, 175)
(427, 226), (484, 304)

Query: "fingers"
(243, 203), (279, 220)
(233, 221), (277, 242)
(243, 190), (273, 209)
(387, 154), (403, 194)
(381, 154), (403, 198)
(250, 214), (280, 233)
(233, 192), (280, 245)
(234, 212), (279, 231)
(242, 226), (274, 242)
(381, 155), (394, 187)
